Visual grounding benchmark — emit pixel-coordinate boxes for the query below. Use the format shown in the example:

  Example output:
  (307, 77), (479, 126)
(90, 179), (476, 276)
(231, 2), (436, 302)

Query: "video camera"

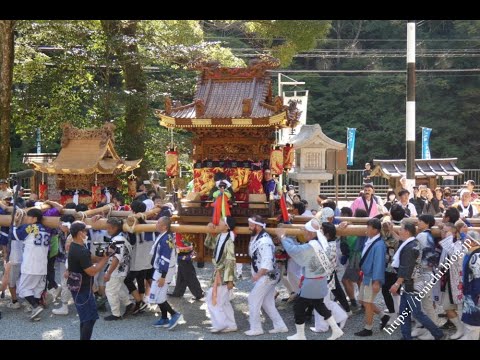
(93, 237), (125, 257)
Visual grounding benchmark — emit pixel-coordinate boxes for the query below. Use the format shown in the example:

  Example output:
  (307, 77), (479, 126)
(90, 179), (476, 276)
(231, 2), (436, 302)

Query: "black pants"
(80, 319), (96, 340)
(171, 259), (203, 298)
(331, 271), (351, 312)
(124, 270), (147, 294)
(46, 256), (58, 290)
(25, 295), (39, 308)
(294, 296), (332, 325)
(382, 271), (398, 313)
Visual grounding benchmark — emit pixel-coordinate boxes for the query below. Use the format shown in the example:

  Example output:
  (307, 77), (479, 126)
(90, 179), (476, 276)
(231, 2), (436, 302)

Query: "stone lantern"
(289, 124), (346, 208)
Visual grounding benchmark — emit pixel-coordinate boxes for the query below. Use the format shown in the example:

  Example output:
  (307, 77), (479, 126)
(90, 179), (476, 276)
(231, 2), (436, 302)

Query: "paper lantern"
(270, 147), (284, 176)
(166, 149), (179, 178)
(283, 143), (294, 171)
(39, 183), (48, 200)
(91, 185), (102, 204)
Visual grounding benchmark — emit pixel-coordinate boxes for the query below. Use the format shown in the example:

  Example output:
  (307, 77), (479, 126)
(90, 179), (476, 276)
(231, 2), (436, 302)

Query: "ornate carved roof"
(28, 123), (142, 175)
(156, 58), (300, 129)
(290, 124), (345, 150)
(371, 158), (463, 178)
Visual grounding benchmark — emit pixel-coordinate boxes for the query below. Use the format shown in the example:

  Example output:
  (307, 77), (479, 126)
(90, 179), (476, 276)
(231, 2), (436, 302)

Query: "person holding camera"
(67, 221), (111, 340)
(103, 218), (134, 321)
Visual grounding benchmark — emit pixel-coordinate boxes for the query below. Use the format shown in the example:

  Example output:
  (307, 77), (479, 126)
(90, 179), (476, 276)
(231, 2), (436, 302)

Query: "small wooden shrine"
(27, 122), (142, 205)
(156, 58), (300, 263)
(371, 158), (463, 192)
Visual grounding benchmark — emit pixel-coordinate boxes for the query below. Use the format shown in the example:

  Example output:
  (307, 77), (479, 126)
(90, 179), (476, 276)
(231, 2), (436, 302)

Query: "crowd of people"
(0, 177), (479, 341)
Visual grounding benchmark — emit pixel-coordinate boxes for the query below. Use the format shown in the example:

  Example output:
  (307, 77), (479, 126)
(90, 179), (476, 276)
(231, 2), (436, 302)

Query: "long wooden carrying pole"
(1, 214), (478, 238)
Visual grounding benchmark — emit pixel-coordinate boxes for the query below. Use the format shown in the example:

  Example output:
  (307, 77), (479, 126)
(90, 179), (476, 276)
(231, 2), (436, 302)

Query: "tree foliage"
(291, 20), (480, 169)
(6, 19), (480, 181)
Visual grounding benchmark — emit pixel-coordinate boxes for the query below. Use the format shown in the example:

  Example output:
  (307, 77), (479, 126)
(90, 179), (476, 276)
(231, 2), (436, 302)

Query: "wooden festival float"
(28, 122), (142, 207)
(155, 58), (302, 264)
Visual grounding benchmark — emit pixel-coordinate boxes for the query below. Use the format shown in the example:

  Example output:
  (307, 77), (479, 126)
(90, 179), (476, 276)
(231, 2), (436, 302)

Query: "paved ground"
(0, 262), (409, 340)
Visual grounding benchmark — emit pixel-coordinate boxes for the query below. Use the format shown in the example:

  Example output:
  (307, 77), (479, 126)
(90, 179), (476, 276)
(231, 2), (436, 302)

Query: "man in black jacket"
(388, 220), (445, 340)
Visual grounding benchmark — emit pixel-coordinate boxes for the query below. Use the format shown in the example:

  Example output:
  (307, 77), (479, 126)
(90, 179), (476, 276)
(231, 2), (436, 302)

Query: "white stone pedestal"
(290, 173), (333, 211)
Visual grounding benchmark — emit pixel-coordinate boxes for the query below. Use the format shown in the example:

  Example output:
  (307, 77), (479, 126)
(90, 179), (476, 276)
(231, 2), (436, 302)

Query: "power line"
(268, 69), (480, 74)
(206, 36), (480, 42)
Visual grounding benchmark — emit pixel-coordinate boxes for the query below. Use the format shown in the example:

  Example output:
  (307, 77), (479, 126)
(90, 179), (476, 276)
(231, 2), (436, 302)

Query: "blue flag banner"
(422, 127), (432, 159)
(347, 128), (356, 166)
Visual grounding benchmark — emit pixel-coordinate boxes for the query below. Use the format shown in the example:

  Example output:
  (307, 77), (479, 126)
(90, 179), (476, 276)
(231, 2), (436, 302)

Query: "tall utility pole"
(406, 21), (416, 187)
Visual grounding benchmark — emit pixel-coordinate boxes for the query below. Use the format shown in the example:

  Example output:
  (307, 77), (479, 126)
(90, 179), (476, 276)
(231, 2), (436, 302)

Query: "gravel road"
(0, 262), (413, 340)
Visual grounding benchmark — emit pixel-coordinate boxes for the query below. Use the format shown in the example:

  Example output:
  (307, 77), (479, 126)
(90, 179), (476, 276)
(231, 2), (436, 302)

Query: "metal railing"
(289, 169), (480, 200)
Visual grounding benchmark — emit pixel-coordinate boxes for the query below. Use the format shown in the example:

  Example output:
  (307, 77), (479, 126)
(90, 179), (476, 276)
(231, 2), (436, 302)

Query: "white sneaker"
(23, 303), (33, 313)
(30, 306), (44, 320)
(209, 328), (222, 333)
(7, 302), (21, 309)
(52, 304), (69, 315)
(288, 324), (306, 340)
(244, 329), (264, 336)
(310, 326), (327, 333)
(268, 327), (289, 334)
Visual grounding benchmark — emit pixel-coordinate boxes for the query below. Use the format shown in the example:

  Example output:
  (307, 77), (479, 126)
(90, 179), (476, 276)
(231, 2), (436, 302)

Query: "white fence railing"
(289, 169), (480, 200)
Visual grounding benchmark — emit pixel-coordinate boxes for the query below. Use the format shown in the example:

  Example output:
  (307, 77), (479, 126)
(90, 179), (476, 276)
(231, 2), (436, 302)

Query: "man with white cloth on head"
(276, 218), (345, 340)
(245, 215), (288, 336)
(204, 217), (238, 333)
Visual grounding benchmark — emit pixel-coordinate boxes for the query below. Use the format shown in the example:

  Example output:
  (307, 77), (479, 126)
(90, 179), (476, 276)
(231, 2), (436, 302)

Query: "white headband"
(61, 222), (71, 229)
(305, 220), (317, 233)
(248, 217), (266, 228)
(305, 219), (329, 250)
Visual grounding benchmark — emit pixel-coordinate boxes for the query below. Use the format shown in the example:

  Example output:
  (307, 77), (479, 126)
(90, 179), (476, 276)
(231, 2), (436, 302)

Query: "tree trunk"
(0, 20), (15, 179)
(101, 20), (148, 179)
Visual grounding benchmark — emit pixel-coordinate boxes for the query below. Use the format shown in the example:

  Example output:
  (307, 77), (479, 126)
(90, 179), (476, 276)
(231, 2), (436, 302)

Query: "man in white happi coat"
(245, 215), (288, 336)
(205, 217), (238, 333)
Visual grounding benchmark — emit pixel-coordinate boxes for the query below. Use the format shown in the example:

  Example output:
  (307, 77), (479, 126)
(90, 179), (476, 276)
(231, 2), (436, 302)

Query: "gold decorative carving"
(60, 173), (120, 190)
(61, 122), (116, 148)
(195, 57), (280, 81)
